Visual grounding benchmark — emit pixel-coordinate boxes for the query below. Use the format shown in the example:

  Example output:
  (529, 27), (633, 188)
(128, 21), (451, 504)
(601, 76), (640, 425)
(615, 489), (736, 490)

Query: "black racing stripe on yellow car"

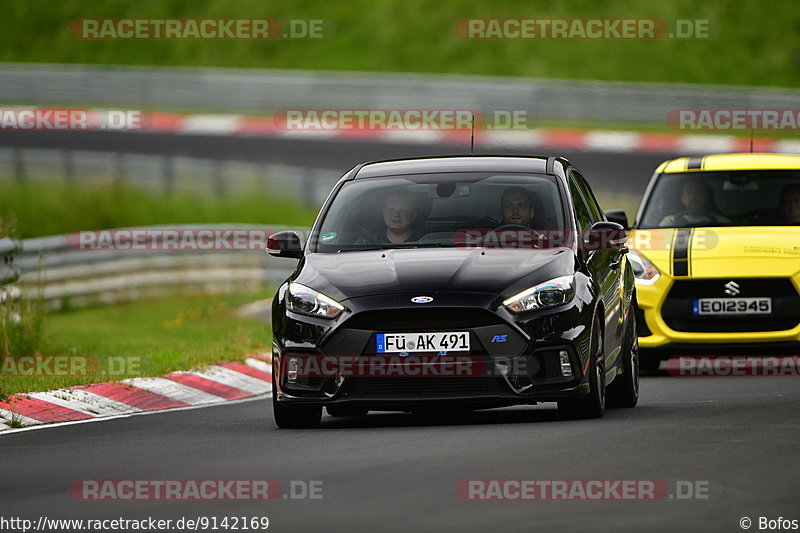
(686, 156), (704, 170)
(672, 228), (692, 277)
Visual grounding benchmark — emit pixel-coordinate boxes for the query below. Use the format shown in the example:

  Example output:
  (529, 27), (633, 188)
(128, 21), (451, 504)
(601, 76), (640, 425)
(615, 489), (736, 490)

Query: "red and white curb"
(132, 111), (800, 154)
(0, 354), (272, 434)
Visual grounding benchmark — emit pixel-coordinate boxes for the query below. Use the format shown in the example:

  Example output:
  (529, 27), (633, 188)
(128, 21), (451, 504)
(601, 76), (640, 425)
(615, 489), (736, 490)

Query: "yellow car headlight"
(628, 250), (660, 285)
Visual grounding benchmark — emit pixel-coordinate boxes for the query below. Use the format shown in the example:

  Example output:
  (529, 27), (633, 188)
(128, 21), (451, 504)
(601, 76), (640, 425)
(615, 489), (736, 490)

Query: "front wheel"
(558, 315), (605, 419)
(272, 364), (322, 428)
(607, 303), (640, 408)
(273, 394), (322, 428)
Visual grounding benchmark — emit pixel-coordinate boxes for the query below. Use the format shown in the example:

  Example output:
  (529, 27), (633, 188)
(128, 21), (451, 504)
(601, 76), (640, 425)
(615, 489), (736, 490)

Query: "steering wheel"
(495, 224), (533, 231)
(672, 210), (719, 225)
(492, 224), (547, 247)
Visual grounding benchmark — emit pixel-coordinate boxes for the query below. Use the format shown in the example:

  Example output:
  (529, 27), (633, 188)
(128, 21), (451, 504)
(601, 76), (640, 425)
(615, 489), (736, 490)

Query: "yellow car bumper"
(636, 273), (800, 349)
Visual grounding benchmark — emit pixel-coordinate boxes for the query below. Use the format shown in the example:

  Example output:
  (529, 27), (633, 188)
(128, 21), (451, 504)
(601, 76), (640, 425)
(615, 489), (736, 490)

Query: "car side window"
(568, 177), (593, 230)
(570, 170), (603, 223)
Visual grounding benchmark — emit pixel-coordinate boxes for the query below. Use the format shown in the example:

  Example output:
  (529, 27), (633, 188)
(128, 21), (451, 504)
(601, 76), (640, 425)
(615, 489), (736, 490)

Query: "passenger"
(780, 183), (800, 224)
(659, 181), (730, 226)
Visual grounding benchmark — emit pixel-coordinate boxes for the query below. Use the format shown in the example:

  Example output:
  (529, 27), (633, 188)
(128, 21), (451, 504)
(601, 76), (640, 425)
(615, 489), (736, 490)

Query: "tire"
(271, 365), (322, 428)
(607, 301), (640, 408)
(326, 405), (369, 417)
(558, 315), (605, 420)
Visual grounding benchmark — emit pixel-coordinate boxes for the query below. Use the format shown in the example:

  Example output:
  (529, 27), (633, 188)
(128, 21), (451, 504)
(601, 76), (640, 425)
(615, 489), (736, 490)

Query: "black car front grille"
(342, 308), (502, 331)
(661, 278), (800, 333)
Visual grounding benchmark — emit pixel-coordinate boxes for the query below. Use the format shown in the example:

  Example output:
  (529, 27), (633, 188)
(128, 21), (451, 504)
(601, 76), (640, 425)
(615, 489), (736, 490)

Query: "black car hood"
(293, 248), (576, 302)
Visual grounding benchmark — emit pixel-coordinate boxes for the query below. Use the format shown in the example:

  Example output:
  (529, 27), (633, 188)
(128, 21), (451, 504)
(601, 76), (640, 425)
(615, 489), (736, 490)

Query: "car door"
(568, 169), (622, 371)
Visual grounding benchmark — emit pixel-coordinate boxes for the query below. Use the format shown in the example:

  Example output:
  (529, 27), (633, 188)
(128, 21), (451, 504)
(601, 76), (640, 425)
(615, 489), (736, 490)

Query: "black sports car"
(267, 156), (639, 428)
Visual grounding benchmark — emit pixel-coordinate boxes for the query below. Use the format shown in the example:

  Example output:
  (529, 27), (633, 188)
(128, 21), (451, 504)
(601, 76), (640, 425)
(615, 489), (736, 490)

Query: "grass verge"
(0, 291), (272, 399)
(1, 0), (799, 87)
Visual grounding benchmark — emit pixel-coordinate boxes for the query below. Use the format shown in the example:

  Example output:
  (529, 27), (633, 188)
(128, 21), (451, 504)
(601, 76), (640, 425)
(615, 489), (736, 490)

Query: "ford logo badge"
(411, 296), (434, 304)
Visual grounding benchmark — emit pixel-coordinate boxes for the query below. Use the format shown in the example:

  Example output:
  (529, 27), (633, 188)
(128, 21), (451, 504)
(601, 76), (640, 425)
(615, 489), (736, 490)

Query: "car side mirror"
(585, 221), (628, 252)
(266, 231), (304, 259)
(604, 209), (629, 230)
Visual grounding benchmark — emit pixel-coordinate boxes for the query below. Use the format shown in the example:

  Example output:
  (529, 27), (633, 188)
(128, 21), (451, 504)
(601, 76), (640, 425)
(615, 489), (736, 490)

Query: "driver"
(780, 183), (800, 224)
(360, 190), (420, 244)
(496, 186), (546, 247)
(659, 180), (730, 226)
(501, 186), (535, 226)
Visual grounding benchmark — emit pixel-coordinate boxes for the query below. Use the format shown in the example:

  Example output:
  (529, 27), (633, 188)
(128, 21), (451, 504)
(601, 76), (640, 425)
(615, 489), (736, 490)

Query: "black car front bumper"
(272, 291), (596, 409)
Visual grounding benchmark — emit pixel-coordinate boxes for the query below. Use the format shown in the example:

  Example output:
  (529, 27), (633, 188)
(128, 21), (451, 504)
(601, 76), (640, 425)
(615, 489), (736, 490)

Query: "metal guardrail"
(2, 63), (799, 124)
(0, 237), (22, 307)
(17, 225), (305, 309)
(0, 147), (343, 207)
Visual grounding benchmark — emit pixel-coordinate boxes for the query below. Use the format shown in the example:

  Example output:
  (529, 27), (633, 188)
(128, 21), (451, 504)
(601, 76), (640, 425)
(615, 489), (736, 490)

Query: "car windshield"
(312, 172), (567, 252)
(637, 170), (800, 228)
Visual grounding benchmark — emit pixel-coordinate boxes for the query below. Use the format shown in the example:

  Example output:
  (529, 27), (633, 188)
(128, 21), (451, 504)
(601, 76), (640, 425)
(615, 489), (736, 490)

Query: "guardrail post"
(63, 150), (74, 182)
(114, 152), (126, 186)
(163, 155), (175, 194)
(0, 237), (23, 325)
(213, 160), (225, 196)
(302, 167), (316, 206)
(12, 147), (25, 183)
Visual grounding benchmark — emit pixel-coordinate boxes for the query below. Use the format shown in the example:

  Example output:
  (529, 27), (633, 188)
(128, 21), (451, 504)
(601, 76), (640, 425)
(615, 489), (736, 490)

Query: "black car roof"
(353, 155), (559, 179)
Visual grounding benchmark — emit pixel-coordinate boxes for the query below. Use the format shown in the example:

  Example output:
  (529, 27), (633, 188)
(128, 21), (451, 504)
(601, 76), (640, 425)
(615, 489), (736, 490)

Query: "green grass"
(2, 0), (799, 87)
(0, 181), (317, 239)
(0, 292), (272, 398)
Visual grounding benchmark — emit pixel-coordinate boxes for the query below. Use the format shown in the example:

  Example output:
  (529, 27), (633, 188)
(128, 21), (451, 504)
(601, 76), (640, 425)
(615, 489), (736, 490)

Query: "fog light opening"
(287, 357), (300, 383)
(496, 359), (511, 377)
(559, 350), (573, 377)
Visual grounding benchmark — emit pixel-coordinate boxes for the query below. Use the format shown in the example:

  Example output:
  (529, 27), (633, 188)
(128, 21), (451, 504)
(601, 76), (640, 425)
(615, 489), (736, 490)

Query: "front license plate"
(376, 332), (470, 353)
(692, 297), (772, 316)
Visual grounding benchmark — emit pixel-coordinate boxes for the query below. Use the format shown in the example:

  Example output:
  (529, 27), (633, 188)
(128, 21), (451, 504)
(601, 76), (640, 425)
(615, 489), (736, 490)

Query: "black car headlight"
(503, 275), (575, 314)
(287, 282), (345, 319)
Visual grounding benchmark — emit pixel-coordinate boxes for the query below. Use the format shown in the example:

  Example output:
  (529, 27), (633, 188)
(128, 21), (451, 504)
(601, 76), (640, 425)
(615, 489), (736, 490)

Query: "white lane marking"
(0, 409), (43, 427)
(122, 377), (225, 405)
(676, 134), (735, 153)
(188, 366), (272, 395)
(584, 130), (641, 152)
(774, 140), (800, 154)
(245, 358), (272, 373)
(0, 394), (269, 436)
(379, 130), (445, 144)
(181, 114), (243, 135)
(482, 129), (543, 149)
(28, 389), (141, 417)
(278, 129), (339, 140)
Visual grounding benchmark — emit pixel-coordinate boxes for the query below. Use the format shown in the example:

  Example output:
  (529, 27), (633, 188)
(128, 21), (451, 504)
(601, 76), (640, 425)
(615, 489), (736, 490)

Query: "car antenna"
(470, 114), (475, 155)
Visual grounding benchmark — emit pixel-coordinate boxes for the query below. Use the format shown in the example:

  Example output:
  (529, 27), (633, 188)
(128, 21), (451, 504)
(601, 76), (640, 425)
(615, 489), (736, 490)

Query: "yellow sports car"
(610, 153), (800, 369)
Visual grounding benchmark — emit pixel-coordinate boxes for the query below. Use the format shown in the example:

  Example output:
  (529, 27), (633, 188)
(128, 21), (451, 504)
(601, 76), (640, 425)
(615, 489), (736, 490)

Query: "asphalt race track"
(2, 375), (799, 533)
(3, 133), (797, 532)
(0, 130), (677, 198)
